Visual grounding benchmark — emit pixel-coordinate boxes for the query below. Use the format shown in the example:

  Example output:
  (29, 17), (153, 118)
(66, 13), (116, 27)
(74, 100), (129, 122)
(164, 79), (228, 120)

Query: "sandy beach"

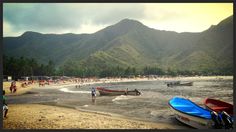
(2, 78), (182, 129)
(3, 76), (232, 129)
(3, 81), (37, 96)
(3, 104), (185, 129)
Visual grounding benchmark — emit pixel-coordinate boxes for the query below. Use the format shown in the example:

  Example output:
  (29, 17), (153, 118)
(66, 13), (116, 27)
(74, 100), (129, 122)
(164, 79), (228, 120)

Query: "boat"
(166, 81), (180, 86)
(169, 97), (214, 129)
(167, 81), (193, 87)
(204, 98), (233, 116)
(96, 87), (141, 96)
(180, 81), (193, 86)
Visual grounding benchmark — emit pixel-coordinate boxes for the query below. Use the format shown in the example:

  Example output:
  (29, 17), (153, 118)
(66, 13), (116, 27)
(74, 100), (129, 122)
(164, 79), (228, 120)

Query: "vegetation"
(3, 55), (55, 80)
(3, 55), (232, 80)
(3, 16), (233, 78)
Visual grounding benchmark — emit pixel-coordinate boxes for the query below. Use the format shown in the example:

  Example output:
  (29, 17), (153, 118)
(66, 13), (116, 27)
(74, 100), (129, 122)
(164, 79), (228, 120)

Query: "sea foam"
(59, 88), (90, 94)
(112, 95), (136, 102)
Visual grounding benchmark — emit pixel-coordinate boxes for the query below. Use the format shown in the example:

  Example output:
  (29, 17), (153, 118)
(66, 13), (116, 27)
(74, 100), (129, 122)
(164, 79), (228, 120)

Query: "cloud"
(3, 3), (146, 36)
(141, 3), (233, 32)
(3, 3), (233, 36)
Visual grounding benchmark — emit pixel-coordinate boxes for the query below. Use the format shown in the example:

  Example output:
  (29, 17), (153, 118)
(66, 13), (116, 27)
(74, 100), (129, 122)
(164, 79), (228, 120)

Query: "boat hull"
(169, 97), (213, 129)
(180, 82), (193, 86)
(170, 106), (213, 129)
(204, 98), (233, 116)
(97, 87), (141, 96)
(167, 82), (193, 87)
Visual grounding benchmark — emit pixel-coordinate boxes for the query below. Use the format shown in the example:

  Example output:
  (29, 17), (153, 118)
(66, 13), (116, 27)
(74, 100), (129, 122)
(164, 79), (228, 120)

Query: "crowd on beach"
(2, 76), (153, 119)
(3, 75), (232, 128)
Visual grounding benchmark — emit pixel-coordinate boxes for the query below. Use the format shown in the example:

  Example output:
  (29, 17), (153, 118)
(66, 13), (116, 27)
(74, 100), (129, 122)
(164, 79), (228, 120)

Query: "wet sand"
(3, 104), (185, 129)
(3, 76), (232, 129)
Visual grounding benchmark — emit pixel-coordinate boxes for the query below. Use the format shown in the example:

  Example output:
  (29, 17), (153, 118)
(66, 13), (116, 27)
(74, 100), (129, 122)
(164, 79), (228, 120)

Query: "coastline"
(3, 75), (232, 95)
(3, 76), (232, 129)
(48, 75), (233, 89)
(3, 104), (186, 129)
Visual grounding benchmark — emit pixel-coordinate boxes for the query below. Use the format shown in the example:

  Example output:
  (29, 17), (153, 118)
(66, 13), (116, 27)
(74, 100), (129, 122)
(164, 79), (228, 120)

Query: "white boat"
(169, 97), (214, 129)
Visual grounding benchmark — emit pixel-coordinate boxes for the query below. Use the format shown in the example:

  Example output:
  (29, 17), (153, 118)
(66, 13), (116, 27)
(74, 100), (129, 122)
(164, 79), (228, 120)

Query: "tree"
(46, 60), (55, 76)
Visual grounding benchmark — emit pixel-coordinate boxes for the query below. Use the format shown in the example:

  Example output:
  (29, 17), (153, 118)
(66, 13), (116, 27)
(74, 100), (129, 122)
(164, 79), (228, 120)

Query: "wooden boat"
(167, 81), (193, 87)
(180, 82), (193, 86)
(166, 81), (180, 86)
(169, 97), (213, 129)
(204, 98), (233, 116)
(96, 87), (141, 96)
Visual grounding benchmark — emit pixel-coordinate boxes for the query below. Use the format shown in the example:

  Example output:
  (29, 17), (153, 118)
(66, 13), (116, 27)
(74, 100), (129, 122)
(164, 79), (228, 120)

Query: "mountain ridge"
(3, 15), (233, 73)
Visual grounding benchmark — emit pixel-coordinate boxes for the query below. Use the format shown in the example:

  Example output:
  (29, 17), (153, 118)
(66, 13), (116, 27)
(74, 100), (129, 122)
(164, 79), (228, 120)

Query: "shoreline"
(3, 75), (232, 95)
(48, 75), (233, 89)
(3, 76), (232, 129)
(3, 104), (186, 129)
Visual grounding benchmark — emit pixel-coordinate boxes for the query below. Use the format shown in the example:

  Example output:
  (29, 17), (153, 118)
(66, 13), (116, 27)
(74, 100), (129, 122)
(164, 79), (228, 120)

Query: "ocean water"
(58, 78), (233, 123)
(7, 77), (233, 126)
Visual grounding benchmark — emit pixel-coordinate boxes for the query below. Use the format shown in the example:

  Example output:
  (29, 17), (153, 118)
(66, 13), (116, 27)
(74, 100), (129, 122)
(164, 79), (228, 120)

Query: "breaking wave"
(112, 95), (136, 102)
(59, 88), (90, 94)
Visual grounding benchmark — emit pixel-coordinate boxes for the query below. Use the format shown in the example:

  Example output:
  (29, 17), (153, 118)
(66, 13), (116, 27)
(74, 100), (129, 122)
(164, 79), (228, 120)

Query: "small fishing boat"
(169, 97), (213, 129)
(167, 81), (193, 87)
(96, 87), (141, 96)
(166, 81), (180, 86)
(204, 98), (233, 116)
(180, 81), (193, 86)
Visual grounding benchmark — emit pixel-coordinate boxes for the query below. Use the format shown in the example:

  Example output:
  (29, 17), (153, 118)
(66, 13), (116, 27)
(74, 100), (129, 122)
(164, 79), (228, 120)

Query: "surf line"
(59, 88), (90, 94)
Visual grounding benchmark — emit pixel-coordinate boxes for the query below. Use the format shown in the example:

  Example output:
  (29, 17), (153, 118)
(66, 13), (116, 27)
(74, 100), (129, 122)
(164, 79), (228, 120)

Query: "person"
(10, 81), (17, 93)
(125, 88), (128, 95)
(3, 90), (8, 119)
(13, 81), (17, 93)
(9, 82), (13, 93)
(91, 87), (96, 103)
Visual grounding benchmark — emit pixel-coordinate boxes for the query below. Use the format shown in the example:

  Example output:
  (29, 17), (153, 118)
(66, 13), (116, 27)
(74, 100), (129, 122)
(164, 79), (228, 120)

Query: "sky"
(3, 3), (233, 37)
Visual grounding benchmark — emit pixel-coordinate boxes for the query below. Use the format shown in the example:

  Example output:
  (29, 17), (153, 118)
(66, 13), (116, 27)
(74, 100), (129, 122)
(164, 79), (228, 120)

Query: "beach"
(3, 104), (185, 129)
(3, 81), (37, 96)
(3, 76), (233, 129)
(3, 76), (230, 97)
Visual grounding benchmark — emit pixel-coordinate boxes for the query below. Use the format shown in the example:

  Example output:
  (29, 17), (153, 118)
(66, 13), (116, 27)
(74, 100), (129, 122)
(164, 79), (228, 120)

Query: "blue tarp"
(169, 97), (212, 119)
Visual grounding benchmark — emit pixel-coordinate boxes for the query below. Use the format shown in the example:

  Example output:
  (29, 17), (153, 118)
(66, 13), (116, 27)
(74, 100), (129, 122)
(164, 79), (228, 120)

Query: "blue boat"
(169, 97), (214, 129)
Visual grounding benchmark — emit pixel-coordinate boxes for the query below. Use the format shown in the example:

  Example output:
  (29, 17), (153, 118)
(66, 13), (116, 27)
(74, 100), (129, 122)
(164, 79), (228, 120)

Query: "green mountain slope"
(3, 16), (233, 73)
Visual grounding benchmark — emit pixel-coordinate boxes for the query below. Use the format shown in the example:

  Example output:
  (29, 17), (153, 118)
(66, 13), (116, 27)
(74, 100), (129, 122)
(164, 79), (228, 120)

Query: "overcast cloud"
(3, 3), (233, 37)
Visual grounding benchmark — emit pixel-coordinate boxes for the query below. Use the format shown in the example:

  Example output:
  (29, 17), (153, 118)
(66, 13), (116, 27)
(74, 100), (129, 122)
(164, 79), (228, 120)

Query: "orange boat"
(204, 98), (233, 116)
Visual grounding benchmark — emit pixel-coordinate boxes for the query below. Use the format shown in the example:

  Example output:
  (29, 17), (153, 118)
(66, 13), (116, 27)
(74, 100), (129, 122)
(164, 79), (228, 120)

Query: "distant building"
(21, 76), (29, 81)
(3, 75), (12, 81)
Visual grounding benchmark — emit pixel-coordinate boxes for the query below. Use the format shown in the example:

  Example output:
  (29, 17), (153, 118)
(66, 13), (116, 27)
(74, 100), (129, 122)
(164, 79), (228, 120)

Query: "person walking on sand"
(91, 87), (96, 103)
(10, 81), (17, 93)
(9, 81), (13, 93)
(3, 90), (8, 119)
(13, 81), (17, 93)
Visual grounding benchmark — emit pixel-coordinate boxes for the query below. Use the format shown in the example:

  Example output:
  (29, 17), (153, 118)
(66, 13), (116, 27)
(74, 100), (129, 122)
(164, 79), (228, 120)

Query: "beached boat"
(204, 98), (233, 116)
(169, 97), (213, 129)
(167, 81), (193, 87)
(96, 87), (141, 96)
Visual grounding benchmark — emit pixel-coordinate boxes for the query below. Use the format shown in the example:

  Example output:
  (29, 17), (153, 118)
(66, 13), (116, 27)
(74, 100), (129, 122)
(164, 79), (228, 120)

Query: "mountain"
(3, 16), (233, 72)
